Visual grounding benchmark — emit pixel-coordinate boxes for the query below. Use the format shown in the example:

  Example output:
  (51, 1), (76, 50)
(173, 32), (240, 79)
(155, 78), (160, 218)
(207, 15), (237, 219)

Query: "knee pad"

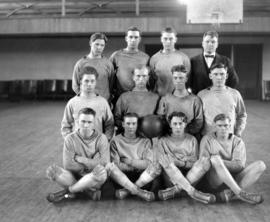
(105, 162), (119, 176)
(210, 155), (222, 166)
(146, 162), (162, 177)
(256, 160), (267, 172)
(92, 165), (107, 180)
(197, 157), (211, 172)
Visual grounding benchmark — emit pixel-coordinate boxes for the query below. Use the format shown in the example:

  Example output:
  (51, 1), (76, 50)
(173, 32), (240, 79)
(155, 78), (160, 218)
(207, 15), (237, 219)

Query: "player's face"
(172, 71), (187, 90)
(123, 117), (138, 137)
(202, 35), (218, 54)
(133, 68), (149, 89)
(125, 31), (141, 50)
(170, 116), (186, 137)
(80, 74), (97, 94)
(161, 32), (177, 51)
(78, 113), (95, 134)
(210, 68), (228, 88)
(90, 39), (105, 57)
(215, 119), (231, 138)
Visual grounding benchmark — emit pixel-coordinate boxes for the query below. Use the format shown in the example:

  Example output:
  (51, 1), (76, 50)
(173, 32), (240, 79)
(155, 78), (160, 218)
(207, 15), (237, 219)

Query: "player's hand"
(174, 159), (185, 168)
(121, 157), (132, 165)
(74, 155), (86, 164)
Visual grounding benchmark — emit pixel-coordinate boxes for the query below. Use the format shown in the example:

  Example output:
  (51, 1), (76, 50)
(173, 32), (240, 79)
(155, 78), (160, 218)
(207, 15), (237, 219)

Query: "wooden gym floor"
(0, 100), (269, 222)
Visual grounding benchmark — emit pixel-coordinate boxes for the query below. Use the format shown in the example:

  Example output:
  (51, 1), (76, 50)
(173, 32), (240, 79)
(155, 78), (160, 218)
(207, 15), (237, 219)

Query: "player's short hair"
(203, 30), (219, 39)
(132, 65), (150, 76)
(213, 113), (231, 123)
(89, 32), (108, 44)
(171, 65), (188, 74)
(126, 26), (141, 36)
(80, 66), (99, 81)
(168, 111), (188, 124)
(123, 112), (139, 122)
(78, 107), (96, 117)
(161, 27), (177, 36)
(210, 63), (228, 72)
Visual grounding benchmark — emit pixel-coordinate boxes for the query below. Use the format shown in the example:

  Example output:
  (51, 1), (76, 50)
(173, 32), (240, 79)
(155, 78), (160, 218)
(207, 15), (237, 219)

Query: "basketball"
(138, 114), (165, 138)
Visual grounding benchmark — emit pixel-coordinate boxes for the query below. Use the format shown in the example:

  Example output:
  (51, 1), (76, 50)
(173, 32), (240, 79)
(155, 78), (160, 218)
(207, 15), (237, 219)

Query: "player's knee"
(93, 164), (107, 178)
(197, 156), (211, 171)
(210, 155), (222, 166)
(105, 162), (118, 175)
(46, 165), (58, 180)
(98, 172), (107, 183)
(146, 162), (162, 177)
(256, 160), (266, 173)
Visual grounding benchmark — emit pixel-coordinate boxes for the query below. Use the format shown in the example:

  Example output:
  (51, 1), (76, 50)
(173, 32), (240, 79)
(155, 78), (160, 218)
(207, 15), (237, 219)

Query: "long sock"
(186, 157), (211, 184)
(69, 172), (104, 193)
(107, 163), (138, 194)
(164, 163), (194, 195)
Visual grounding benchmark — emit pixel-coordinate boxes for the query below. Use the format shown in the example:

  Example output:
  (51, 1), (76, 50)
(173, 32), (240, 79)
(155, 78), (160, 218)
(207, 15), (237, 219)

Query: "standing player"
(114, 65), (159, 133)
(107, 113), (161, 201)
(150, 27), (190, 96)
(62, 66), (114, 140)
(157, 65), (203, 137)
(189, 30), (239, 94)
(198, 63), (246, 137)
(110, 27), (149, 103)
(156, 112), (216, 204)
(46, 108), (109, 203)
(72, 33), (114, 102)
(199, 114), (266, 204)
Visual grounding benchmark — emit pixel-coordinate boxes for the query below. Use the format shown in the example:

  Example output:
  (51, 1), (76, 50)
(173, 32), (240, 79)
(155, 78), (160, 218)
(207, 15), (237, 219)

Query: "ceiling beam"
(6, 3), (34, 17)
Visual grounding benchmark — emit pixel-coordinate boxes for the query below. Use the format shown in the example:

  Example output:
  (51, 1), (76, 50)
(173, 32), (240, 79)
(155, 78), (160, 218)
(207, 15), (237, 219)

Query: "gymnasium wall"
(0, 37), (123, 80)
(263, 42), (270, 81)
(0, 35), (270, 99)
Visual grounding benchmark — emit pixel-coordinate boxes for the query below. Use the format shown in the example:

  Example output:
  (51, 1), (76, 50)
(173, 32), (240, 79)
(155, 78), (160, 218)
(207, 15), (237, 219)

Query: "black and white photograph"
(0, 0), (269, 221)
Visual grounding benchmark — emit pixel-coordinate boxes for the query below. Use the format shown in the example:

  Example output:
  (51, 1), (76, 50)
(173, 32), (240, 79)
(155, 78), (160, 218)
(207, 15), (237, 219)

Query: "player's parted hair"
(80, 66), (99, 81)
(126, 26), (141, 36)
(161, 26), (177, 36)
(171, 65), (188, 74)
(78, 107), (96, 117)
(203, 30), (219, 39)
(210, 63), (227, 72)
(168, 111), (188, 124)
(123, 112), (139, 122)
(213, 113), (231, 123)
(89, 32), (108, 44)
(132, 65), (150, 76)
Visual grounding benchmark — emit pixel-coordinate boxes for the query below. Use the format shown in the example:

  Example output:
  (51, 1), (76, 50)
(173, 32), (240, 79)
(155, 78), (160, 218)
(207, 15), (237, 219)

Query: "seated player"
(61, 66), (114, 141)
(106, 113), (161, 201)
(156, 112), (216, 204)
(114, 65), (159, 134)
(199, 114), (266, 204)
(157, 64), (203, 137)
(198, 63), (247, 137)
(46, 108), (109, 203)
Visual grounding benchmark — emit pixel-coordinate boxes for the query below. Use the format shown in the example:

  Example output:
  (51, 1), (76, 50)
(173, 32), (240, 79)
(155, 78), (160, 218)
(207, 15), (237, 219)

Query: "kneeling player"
(46, 108), (109, 203)
(107, 113), (161, 201)
(157, 112), (216, 204)
(199, 114), (266, 204)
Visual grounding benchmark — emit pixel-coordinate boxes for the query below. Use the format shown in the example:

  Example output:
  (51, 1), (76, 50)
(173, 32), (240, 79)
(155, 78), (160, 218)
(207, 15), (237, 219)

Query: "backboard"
(186, 0), (243, 25)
